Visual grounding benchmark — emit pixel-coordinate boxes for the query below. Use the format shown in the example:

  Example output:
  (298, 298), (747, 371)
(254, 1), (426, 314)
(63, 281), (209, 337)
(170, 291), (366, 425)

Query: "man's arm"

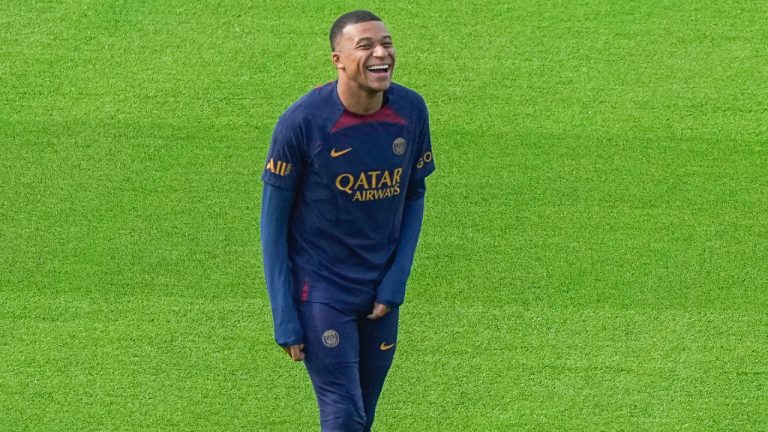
(261, 183), (304, 357)
(370, 179), (427, 317)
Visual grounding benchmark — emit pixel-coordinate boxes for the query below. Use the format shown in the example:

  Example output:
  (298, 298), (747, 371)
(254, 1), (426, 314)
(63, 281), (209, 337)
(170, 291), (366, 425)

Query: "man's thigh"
(358, 307), (399, 428)
(359, 306), (399, 363)
(298, 302), (366, 430)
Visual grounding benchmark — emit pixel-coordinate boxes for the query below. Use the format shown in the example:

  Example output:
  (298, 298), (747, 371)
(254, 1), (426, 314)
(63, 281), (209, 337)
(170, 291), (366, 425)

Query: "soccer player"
(260, 10), (435, 431)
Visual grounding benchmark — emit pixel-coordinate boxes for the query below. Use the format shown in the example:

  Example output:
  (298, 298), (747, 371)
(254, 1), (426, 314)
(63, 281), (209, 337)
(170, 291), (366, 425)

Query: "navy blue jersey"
(261, 81), (435, 310)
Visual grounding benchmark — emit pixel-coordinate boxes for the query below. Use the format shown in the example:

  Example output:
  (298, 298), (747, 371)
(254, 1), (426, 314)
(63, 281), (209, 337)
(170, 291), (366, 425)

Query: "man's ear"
(332, 52), (344, 70)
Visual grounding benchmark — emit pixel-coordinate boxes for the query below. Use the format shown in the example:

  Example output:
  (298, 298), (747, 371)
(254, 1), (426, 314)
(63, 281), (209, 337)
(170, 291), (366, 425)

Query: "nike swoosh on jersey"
(380, 342), (395, 351)
(330, 148), (352, 158)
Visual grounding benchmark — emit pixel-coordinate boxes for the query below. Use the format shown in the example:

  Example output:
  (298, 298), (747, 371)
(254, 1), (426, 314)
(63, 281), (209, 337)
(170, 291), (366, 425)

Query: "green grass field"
(2, 1), (766, 430)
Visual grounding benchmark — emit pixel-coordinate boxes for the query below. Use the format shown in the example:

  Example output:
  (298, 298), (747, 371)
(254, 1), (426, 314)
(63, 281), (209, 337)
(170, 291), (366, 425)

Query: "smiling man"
(260, 10), (435, 431)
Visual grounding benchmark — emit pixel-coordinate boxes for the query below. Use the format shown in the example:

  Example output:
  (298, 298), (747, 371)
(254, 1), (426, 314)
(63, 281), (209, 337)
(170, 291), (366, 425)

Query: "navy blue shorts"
(298, 302), (399, 432)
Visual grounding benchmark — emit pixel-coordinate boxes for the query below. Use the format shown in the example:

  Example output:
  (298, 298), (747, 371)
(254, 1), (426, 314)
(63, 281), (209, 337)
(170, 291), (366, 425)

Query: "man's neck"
(337, 80), (384, 115)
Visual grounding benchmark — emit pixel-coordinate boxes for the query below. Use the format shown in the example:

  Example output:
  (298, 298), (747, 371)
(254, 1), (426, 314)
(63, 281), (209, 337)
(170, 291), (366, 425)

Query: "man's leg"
(298, 302), (366, 432)
(358, 307), (399, 432)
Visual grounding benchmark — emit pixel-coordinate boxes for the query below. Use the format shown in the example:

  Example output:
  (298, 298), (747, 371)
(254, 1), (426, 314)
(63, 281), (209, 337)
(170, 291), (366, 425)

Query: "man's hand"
(367, 303), (391, 320)
(282, 344), (305, 361)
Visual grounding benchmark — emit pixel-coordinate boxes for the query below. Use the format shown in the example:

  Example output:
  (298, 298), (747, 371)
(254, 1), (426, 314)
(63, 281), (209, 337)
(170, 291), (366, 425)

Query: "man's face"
(333, 21), (395, 93)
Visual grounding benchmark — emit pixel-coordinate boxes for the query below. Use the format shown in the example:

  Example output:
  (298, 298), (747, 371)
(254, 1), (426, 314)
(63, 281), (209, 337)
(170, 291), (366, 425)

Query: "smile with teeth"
(367, 64), (390, 73)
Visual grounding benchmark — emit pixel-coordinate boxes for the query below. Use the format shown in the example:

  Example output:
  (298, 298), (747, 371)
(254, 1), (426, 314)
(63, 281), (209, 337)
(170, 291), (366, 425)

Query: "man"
(260, 10), (435, 431)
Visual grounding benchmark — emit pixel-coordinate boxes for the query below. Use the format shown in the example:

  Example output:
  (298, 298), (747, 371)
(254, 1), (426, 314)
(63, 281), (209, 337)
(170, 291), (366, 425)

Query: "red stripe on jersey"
(330, 105), (407, 134)
(300, 280), (310, 302)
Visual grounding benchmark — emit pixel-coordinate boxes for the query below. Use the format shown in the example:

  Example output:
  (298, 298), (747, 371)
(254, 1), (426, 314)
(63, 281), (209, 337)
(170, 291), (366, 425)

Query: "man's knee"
(322, 405), (366, 432)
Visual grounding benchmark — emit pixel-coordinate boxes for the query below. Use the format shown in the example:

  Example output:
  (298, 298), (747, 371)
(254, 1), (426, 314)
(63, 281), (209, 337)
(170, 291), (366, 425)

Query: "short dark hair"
(329, 10), (382, 51)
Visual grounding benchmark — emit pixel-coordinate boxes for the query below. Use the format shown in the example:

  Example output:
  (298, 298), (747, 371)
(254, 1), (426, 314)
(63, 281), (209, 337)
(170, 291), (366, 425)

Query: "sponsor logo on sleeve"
(416, 151), (433, 169)
(265, 158), (292, 176)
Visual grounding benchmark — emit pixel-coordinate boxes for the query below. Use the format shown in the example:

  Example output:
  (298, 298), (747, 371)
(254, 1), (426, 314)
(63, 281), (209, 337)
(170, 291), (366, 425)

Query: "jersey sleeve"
(411, 103), (435, 183)
(261, 184), (304, 346)
(375, 195), (425, 307)
(261, 115), (306, 190)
